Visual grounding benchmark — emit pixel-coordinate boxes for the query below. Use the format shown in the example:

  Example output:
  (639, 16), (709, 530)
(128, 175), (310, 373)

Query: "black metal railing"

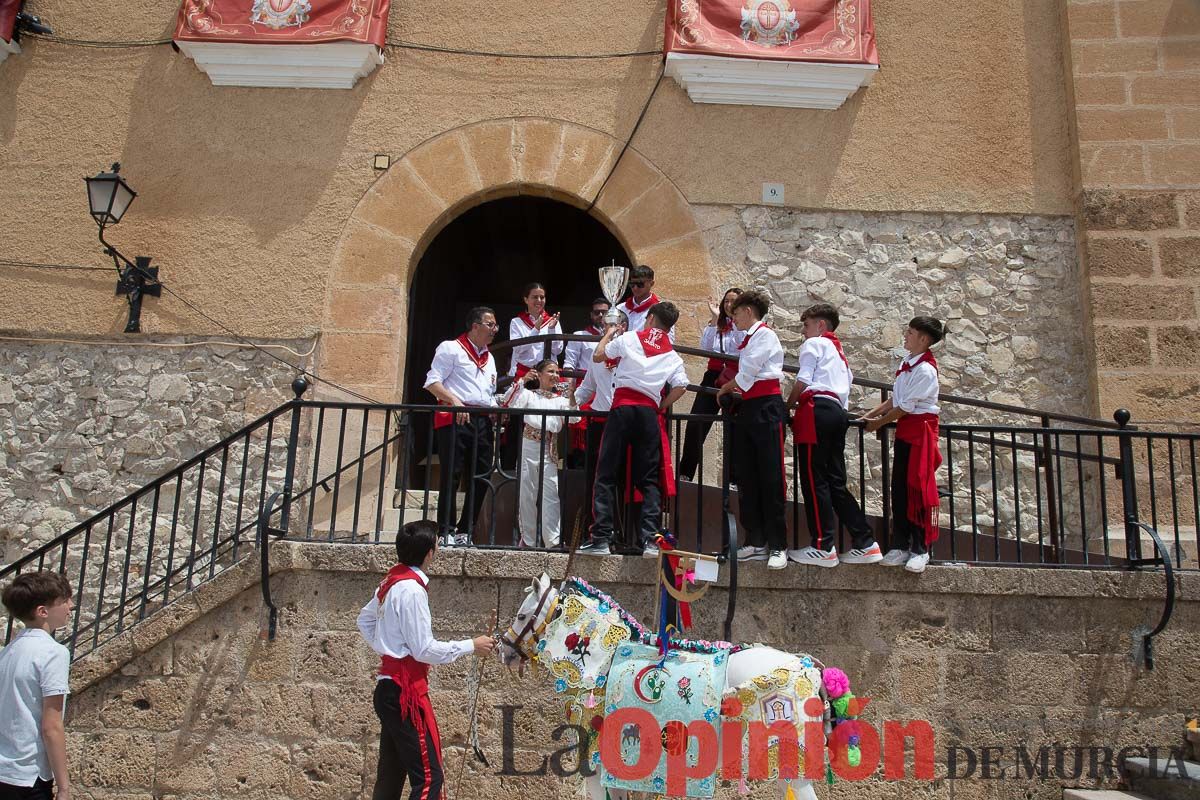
(2, 334), (1193, 663)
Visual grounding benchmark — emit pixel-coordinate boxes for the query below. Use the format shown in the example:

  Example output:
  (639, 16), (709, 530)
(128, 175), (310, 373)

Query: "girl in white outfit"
(506, 359), (577, 548)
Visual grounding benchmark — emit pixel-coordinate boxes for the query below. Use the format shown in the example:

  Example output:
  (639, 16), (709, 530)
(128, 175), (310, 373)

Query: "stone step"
(1121, 756), (1200, 800)
(1063, 790), (1156, 800)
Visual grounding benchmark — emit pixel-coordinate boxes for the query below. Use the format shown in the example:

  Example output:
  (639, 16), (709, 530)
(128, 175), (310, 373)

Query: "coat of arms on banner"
(250, 0), (312, 29)
(740, 0), (800, 46)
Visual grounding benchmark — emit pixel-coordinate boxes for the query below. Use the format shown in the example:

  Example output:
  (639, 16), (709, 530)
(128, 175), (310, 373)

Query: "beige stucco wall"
(0, 0), (1075, 339)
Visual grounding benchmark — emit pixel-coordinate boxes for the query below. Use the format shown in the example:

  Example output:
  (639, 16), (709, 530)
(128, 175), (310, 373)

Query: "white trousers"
(519, 437), (561, 548)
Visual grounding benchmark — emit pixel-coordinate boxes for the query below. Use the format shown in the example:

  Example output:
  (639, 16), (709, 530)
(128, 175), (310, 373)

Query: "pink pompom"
(823, 667), (850, 698)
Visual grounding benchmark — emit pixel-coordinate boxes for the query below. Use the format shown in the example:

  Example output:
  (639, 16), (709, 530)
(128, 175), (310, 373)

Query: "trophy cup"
(598, 261), (629, 327)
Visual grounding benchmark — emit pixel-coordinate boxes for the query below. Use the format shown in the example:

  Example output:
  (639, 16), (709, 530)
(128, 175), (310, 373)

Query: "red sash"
(569, 401), (592, 450)
(375, 566), (443, 760)
(790, 389), (839, 445)
(742, 378), (782, 400)
(434, 335), (490, 430)
(623, 293), (659, 315)
(707, 323), (734, 371)
(896, 413), (942, 546)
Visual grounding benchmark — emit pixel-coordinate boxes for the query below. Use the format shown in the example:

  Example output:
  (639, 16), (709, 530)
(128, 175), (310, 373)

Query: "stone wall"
(0, 338), (314, 564)
(1066, 0), (1200, 425)
(699, 206), (1090, 418)
(59, 542), (1199, 800)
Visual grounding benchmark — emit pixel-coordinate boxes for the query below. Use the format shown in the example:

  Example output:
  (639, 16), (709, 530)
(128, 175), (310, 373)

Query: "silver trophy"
(598, 262), (629, 326)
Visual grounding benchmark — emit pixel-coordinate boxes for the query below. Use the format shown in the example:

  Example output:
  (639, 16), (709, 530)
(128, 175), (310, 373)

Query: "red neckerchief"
(518, 311), (554, 331)
(896, 350), (938, 376)
(623, 293), (659, 314)
(585, 325), (602, 336)
(376, 563), (426, 601)
(455, 334), (489, 371)
(737, 321), (769, 350)
(821, 332), (849, 368)
(605, 357), (621, 370)
(637, 328), (673, 357)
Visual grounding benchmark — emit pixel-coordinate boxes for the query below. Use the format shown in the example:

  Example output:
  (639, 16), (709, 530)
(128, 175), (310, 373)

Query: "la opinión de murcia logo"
(496, 704), (1191, 792)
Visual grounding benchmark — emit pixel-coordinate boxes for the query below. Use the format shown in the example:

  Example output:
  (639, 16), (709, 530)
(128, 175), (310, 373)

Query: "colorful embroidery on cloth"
(720, 656), (825, 780)
(602, 643), (729, 798)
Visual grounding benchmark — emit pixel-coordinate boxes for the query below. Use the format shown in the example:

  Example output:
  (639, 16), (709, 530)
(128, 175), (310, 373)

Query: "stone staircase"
(1064, 738), (1199, 800)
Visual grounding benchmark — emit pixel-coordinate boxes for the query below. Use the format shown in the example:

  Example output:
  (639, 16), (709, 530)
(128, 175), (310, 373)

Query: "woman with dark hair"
(507, 282), (563, 379)
(678, 288), (744, 482)
(358, 520), (496, 800)
(503, 282), (563, 469)
(863, 316), (946, 574)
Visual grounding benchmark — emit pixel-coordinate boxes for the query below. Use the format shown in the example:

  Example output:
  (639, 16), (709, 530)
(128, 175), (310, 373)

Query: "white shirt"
(356, 566), (473, 672)
(699, 324), (746, 359)
(424, 337), (498, 407)
(563, 328), (603, 372)
(796, 336), (853, 409)
(733, 321), (785, 393)
(893, 352), (940, 415)
(575, 360), (618, 412)
(508, 314), (564, 375)
(620, 296), (676, 343)
(510, 387), (575, 433)
(605, 330), (689, 404)
(0, 628), (70, 786)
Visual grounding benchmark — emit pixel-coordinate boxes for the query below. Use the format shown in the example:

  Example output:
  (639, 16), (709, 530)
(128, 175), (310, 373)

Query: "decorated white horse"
(500, 572), (862, 800)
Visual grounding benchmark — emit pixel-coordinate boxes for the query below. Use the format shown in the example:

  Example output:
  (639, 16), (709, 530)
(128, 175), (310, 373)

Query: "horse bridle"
(499, 584), (558, 663)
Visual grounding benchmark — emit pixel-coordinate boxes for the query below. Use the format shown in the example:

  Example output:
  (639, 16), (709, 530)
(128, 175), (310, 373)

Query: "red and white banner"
(664, 0), (878, 64)
(174, 0), (390, 47)
(1, 0), (19, 44)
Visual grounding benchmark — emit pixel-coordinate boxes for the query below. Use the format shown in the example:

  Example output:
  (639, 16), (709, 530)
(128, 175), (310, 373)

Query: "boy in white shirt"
(579, 302), (689, 556)
(786, 304), (882, 568)
(357, 520), (495, 800)
(716, 290), (789, 570)
(0, 572), (74, 800)
(863, 316), (946, 574)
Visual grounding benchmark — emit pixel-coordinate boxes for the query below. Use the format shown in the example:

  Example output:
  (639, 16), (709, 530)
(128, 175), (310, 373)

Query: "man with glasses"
(424, 307), (499, 547)
(619, 265), (675, 342)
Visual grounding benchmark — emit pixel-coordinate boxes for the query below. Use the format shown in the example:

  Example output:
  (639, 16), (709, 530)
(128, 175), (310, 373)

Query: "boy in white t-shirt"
(0, 572), (74, 800)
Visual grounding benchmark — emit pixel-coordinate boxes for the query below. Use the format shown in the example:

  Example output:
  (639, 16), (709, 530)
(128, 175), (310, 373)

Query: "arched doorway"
(404, 195), (633, 402)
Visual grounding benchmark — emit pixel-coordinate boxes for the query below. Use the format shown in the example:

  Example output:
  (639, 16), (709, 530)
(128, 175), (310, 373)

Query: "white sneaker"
(453, 534), (471, 548)
(737, 545), (767, 561)
(642, 544), (660, 559)
(905, 553), (930, 573)
(766, 550), (787, 570)
(880, 549), (910, 566)
(787, 547), (839, 568)
(841, 542), (884, 564)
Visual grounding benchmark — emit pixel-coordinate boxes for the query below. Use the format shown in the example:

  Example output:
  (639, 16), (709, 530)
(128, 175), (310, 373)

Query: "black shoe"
(578, 540), (612, 555)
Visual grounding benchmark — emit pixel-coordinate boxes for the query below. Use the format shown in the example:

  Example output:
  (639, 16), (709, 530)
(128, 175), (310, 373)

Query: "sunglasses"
(590, 308), (608, 315)
(630, 281), (647, 288)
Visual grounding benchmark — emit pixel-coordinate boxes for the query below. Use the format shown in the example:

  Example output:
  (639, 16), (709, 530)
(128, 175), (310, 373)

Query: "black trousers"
(0, 781), (53, 800)
(593, 405), (661, 548)
(796, 398), (874, 552)
(890, 439), (928, 555)
(731, 395), (788, 552)
(677, 370), (721, 482)
(582, 419), (605, 539)
(372, 679), (443, 800)
(435, 415), (494, 539)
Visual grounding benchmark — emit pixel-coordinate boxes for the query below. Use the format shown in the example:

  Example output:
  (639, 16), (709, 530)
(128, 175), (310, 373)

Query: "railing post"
(1114, 408), (1141, 563)
(1039, 414), (1061, 562)
(279, 376), (309, 535)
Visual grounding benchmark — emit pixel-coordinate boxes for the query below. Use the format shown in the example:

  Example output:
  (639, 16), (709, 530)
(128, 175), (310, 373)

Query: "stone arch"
(319, 117), (712, 401)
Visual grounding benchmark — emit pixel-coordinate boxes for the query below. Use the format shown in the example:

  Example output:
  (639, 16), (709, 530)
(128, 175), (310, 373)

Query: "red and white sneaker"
(787, 546), (839, 568)
(841, 542), (884, 564)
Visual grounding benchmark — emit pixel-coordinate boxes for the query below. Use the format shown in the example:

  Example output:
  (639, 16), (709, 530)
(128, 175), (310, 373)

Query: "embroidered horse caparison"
(501, 573), (856, 800)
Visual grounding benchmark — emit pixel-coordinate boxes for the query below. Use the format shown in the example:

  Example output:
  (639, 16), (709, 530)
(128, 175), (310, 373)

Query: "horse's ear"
(539, 571), (551, 588)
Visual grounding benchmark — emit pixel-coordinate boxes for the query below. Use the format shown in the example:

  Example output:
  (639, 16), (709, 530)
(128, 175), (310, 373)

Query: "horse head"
(499, 571), (556, 670)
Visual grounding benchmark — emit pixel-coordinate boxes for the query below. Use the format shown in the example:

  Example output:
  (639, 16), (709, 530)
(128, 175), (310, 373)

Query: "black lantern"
(84, 163), (137, 227)
(84, 163), (159, 333)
